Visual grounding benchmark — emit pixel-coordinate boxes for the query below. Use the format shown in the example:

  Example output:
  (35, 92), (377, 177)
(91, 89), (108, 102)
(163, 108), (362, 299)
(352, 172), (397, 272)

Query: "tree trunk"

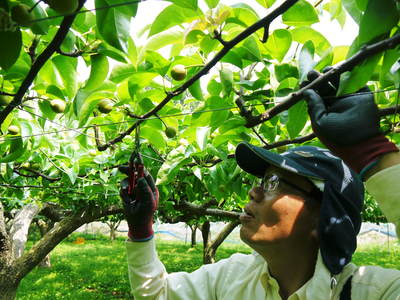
(200, 221), (212, 264)
(189, 224), (197, 247)
(0, 275), (19, 300)
(202, 221), (240, 264)
(110, 226), (116, 241)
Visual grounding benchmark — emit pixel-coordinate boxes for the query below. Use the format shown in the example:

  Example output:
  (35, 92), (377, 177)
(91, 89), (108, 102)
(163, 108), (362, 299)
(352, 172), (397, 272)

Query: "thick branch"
(247, 33), (400, 127)
(97, 0), (299, 150)
(13, 204), (122, 281)
(178, 201), (241, 220)
(9, 204), (41, 259)
(0, 0), (87, 126)
(209, 220), (240, 251)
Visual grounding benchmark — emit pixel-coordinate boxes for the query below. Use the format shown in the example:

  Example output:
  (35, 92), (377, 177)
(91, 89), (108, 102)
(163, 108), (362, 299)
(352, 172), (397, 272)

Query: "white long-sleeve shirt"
(127, 165), (400, 299)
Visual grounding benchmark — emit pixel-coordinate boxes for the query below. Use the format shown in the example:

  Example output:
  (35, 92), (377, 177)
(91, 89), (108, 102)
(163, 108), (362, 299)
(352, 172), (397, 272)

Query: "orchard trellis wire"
(0, 88), (399, 143)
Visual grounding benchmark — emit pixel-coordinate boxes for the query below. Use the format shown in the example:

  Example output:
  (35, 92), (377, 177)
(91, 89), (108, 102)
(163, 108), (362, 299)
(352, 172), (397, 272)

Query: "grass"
(16, 234), (399, 299)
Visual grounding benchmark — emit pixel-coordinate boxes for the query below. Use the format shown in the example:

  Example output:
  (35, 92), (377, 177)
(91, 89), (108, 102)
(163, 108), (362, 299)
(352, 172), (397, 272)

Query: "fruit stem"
(155, 113), (168, 128)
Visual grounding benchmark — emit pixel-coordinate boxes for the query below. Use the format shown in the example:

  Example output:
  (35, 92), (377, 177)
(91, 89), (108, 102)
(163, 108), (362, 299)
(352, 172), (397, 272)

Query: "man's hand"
(302, 69), (398, 177)
(119, 166), (159, 241)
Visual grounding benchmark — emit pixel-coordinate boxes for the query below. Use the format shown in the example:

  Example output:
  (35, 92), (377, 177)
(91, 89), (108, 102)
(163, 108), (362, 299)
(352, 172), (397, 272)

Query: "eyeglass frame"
(257, 173), (322, 200)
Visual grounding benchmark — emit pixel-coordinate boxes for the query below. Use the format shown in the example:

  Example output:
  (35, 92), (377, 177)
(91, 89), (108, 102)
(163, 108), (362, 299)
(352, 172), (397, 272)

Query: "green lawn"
(16, 234), (400, 299)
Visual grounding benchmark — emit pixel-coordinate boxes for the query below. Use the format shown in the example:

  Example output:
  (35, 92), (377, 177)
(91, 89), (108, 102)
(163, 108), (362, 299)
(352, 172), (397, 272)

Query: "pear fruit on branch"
(165, 126), (177, 138)
(11, 4), (33, 27)
(50, 99), (66, 113)
(44, 0), (79, 14)
(170, 65), (187, 81)
(0, 95), (12, 106)
(7, 125), (20, 135)
(97, 99), (114, 114)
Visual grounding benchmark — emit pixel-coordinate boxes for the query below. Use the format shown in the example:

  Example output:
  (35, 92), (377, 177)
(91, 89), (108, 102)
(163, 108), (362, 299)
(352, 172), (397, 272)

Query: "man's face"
(240, 166), (320, 251)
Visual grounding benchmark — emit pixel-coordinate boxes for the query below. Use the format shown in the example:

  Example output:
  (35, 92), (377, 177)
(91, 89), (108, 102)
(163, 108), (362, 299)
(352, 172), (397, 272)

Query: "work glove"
(119, 166), (159, 241)
(302, 69), (398, 177)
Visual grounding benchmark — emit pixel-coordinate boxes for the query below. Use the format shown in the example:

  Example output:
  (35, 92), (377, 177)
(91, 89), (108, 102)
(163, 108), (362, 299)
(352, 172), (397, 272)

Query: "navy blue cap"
(235, 142), (364, 275)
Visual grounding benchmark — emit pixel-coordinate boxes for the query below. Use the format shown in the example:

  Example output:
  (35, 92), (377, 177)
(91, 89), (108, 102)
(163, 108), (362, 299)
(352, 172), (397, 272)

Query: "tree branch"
(178, 201), (241, 220)
(14, 168), (61, 182)
(0, 0), (87, 126)
(246, 33), (400, 127)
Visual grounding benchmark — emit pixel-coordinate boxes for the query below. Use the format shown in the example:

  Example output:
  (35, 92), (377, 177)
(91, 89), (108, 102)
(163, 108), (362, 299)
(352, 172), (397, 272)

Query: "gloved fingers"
(321, 66), (340, 90)
(305, 70), (337, 98)
(120, 178), (133, 206)
(136, 177), (154, 201)
(144, 171), (157, 194)
(303, 89), (328, 121)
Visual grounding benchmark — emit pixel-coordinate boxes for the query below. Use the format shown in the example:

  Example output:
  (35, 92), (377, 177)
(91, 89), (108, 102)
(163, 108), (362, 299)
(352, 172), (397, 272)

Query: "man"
(121, 76), (400, 299)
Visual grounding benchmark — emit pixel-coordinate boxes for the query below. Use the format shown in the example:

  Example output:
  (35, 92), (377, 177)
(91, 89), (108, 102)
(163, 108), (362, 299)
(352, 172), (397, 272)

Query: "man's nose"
(248, 186), (263, 202)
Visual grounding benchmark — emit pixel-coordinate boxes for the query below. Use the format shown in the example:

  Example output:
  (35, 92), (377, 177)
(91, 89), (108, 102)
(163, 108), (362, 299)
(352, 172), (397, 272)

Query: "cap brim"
(235, 142), (324, 180)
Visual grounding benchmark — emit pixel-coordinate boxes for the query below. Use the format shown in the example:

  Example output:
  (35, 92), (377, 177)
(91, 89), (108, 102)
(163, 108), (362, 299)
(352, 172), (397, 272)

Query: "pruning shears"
(128, 124), (144, 195)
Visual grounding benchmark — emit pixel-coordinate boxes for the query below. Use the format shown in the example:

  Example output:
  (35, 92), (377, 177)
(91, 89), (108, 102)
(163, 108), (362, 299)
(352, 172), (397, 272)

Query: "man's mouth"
(240, 208), (255, 221)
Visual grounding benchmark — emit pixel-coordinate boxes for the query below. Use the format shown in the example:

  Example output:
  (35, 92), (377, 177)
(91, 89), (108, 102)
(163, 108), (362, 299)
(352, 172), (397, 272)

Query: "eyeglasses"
(257, 173), (321, 199)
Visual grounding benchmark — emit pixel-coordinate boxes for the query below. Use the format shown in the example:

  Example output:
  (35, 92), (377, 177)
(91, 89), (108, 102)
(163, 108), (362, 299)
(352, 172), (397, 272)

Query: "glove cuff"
(327, 135), (398, 175)
(128, 222), (154, 242)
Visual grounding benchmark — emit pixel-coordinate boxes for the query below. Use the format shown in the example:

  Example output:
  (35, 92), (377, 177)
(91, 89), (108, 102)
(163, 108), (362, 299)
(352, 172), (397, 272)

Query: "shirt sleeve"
(126, 238), (231, 300)
(365, 164), (400, 237)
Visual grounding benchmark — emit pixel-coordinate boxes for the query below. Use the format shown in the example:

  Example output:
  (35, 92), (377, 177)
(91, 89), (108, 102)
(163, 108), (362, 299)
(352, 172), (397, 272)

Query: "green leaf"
(21, 0), (50, 35)
(73, 88), (93, 117)
(226, 4), (259, 28)
(342, 0), (363, 24)
(242, 36), (262, 61)
(220, 68), (233, 96)
(282, 0), (319, 26)
(196, 127), (210, 151)
(274, 64), (299, 82)
(380, 48), (400, 87)
(265, 29), (292, 62)
(207, 79), (223, 96)
(0, 137), (25, 163)
(95, 0), (133, 52)
(291, 27), (331, 55)
(109, 64), (136, 83)
(188, 79), (204, 100)
(149, 4), (199, 36)
(146, 29), (184, 51)
(84, 54), (109, 91)
(0, 29), (21, 70)
(141, 126), (166, 149)
(287, 101), (307, 139)
(255, 0), (276, 8)
(298, 40), (315, 82)
(358, 0), (398, 45)
(52, 55), (78, 99)
(220, 50), (243, 68)
(128, 72), (159, 88)
(204, 0), (219, 8)
(338, 53), (382, 95)
(168, 0), (198, 10)
(144, 50), (170, 76)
